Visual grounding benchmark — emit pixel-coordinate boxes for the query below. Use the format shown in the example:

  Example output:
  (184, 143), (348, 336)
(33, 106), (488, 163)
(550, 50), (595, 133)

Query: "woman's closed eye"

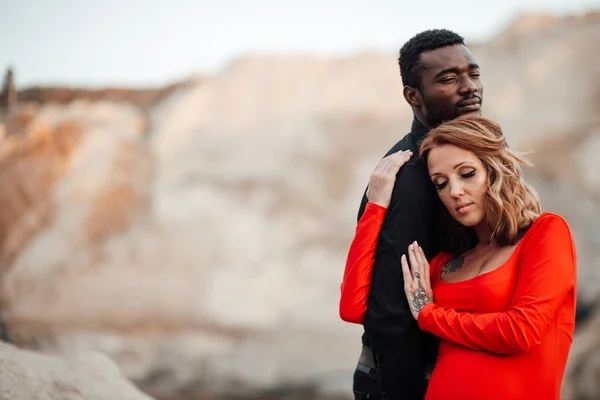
(434, 180), (448, 190)
(461, 170), (476, 179)
(434, 170), (475, 190)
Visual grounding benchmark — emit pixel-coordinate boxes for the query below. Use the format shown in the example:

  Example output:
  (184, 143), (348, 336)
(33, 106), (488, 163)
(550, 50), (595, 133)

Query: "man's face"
(417, 44), (483, 127)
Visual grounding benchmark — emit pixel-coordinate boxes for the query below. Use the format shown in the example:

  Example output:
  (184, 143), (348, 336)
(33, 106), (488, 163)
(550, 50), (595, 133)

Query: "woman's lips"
(456, 203), (474, 215)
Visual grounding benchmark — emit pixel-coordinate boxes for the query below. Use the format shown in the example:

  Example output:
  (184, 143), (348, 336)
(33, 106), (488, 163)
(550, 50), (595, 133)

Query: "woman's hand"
(401, 241), (433, 320)
(366, 150), (413, 208)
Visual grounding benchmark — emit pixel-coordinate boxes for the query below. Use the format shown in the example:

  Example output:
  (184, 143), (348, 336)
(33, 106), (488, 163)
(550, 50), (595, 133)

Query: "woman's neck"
(474, 222), (492, 247)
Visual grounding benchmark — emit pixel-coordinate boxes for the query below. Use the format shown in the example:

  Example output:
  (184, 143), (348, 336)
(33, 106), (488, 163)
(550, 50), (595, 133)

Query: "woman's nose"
(449, 181), (465, 198)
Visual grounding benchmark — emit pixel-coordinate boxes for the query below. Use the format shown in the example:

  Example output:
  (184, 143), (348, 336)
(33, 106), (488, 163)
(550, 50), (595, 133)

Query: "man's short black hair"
(398, 29), (465, 88)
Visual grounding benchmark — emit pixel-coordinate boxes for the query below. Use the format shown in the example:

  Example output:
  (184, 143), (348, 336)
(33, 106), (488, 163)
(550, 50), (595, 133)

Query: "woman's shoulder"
(519, 212), (575, 251)
(526, 212), (572, 238)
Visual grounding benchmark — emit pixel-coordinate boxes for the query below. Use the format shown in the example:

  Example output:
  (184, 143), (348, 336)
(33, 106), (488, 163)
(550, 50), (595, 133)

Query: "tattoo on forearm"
(442, 256), (465, 275)
(411, 272), (432, 313)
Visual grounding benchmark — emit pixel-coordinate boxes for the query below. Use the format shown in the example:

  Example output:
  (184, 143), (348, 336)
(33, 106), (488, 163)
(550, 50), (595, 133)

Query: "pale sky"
(2, 0), (599, 88)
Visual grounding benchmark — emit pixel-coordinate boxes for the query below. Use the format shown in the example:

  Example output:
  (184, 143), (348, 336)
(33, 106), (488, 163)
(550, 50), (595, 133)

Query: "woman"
(339, 115), (576, 400)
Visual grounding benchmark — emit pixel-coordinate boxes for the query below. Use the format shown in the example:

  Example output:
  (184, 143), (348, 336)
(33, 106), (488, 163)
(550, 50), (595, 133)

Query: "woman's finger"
(407, 243), (421, 292)
(367, 151), (412, 208)
(407, 243), (419, 276)
(378, 157), (393, 175)
(375, 155), (393, 173)
(367, 153), (408, 208)
(382, 151), (412, 174)
(400, 254), (413, 294)
(373, 151), (411, 179)
(417, 244), (432, 298)
(414, 243), (426, 286)
(389, 151), (412, 172)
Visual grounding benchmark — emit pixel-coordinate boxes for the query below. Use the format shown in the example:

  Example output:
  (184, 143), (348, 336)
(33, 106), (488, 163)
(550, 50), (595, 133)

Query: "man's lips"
(457, 97), (481, 111)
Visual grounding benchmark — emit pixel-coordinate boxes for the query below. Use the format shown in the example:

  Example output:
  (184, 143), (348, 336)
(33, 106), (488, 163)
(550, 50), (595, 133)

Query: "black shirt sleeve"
(361, 164), (437, 399)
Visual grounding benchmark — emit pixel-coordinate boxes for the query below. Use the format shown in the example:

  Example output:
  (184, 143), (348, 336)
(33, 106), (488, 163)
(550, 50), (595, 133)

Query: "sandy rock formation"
(0, 341), (154, 400)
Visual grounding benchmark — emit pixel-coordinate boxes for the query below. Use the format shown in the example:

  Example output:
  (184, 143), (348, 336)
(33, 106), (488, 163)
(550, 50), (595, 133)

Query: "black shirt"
(357, 118), (442, 399)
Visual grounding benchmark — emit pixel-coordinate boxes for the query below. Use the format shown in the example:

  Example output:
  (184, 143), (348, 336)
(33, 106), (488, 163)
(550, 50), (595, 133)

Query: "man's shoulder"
(382, 132), (417, 157)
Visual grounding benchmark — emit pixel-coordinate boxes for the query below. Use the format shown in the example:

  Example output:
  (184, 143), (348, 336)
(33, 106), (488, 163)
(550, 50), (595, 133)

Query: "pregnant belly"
(425, 342), (542, 400)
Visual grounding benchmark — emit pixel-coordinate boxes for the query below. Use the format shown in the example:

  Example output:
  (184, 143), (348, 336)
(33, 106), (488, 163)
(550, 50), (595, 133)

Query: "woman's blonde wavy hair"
(420, 115), (541, 246)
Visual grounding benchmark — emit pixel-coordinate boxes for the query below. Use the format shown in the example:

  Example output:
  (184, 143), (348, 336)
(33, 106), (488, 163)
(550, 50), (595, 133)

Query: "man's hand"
(366, 150), (412, 209)
(401, 241), (433, 320)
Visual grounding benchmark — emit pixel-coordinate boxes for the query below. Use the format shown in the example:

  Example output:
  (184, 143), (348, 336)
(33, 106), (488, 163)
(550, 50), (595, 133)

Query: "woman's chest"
(432, 260), (519, 313)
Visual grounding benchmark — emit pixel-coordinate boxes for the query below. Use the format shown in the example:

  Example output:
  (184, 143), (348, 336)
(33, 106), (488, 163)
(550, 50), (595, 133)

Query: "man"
(349, 29), (484, 399)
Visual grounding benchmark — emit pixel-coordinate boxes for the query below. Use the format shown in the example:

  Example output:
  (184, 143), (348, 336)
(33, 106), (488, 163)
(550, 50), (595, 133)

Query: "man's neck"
(410, 116), (430, 142)
(412, 109), (433, 130)
(415, 116), (431, 129)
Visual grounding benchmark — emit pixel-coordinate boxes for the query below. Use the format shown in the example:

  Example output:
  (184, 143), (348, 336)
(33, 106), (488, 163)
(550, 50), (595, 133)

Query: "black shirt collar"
(410, 117), (430, 143)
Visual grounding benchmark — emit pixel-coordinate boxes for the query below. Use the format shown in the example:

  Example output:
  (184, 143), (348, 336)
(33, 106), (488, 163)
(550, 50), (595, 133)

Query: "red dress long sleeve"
(339, 202), (386, 324)
(339, 210), (577, 400)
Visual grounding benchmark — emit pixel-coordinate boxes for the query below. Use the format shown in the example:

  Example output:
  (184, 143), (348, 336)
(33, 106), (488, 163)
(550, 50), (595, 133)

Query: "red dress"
(340, 203), (577, 400)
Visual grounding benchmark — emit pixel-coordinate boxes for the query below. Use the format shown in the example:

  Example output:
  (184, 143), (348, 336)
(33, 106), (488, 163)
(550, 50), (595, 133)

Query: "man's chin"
(457, 105), (482, 115)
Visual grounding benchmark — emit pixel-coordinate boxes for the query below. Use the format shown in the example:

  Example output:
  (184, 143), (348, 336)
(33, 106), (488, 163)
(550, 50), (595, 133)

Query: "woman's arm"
(339, 203), (386, 323)
(417, 214), (576, 354)
(338, 150), (413, 324)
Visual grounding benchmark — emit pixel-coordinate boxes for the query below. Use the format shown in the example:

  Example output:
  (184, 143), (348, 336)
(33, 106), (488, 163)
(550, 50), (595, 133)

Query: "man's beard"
(423, 95), (483, 127)
(423, 98), (458, 128)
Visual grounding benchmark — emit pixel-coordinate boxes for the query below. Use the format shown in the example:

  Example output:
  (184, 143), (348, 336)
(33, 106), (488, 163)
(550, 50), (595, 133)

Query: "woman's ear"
(403, 86), (422, 108)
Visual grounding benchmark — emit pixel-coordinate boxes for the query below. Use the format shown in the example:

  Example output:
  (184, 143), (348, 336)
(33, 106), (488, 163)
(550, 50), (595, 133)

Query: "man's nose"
(459, 76), (478, 96)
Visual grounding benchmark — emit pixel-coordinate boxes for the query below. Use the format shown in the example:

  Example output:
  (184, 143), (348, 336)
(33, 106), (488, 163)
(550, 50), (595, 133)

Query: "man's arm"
(363, 170), (432, 399)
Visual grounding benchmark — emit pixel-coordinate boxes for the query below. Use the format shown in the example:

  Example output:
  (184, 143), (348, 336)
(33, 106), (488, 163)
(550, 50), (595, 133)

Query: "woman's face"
(427, 144), (488, 227)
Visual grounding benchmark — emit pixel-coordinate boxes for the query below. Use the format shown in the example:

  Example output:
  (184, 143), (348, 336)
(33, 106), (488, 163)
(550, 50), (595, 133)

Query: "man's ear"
(403, 86), (422, 108)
